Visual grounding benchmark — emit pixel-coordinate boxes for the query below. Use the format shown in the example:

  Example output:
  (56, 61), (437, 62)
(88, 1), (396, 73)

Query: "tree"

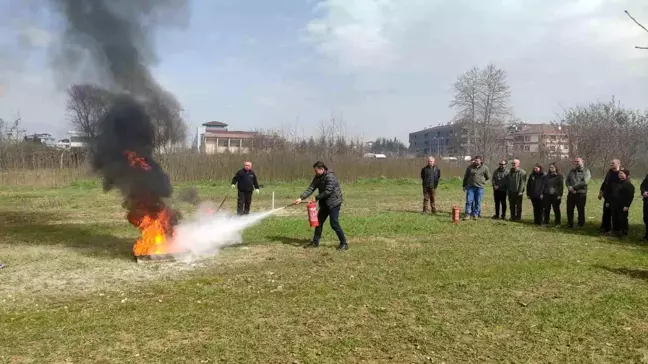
(450, 64), (512, 161)
(65, 84), (114, 139)
(625, 10), (648, 50)
(556, 98), (648, 170)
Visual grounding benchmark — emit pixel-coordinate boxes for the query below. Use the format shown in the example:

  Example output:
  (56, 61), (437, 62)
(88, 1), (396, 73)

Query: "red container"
(307, 201), (319, 227)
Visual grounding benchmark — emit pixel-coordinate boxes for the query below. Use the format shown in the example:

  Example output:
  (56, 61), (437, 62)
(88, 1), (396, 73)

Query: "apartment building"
(511, 123), (569, 159)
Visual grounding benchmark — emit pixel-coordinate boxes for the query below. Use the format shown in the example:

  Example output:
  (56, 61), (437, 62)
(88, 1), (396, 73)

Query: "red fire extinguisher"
(307, 200), (319, 227)
(452, 205), (460, 224)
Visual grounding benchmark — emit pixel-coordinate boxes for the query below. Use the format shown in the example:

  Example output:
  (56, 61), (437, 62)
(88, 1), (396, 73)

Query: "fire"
(123, 150), (179, 257)
(128, 205), (179, 257)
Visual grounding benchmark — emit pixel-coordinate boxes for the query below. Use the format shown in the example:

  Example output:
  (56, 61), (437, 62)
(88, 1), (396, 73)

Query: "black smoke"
(43, 0), (189, 226)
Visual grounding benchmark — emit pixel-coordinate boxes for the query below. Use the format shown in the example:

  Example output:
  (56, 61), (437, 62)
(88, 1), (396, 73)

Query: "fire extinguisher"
(452, 205), (460, 224)
(307, 200), (320, 227)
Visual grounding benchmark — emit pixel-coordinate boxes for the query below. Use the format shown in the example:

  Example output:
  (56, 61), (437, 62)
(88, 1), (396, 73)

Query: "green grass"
(2, 179), (648, 363)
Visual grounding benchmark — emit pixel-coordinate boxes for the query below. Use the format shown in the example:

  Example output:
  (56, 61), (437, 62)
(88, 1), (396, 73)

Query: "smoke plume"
(42, 0), (189, 255)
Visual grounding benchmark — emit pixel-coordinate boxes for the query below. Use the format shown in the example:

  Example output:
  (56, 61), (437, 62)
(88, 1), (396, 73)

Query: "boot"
(336, 243), (348, 251)
(303, 241), (319, 249)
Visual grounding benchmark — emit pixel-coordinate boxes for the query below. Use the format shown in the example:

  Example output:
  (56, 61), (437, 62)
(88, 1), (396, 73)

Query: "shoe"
(303, 241), (319, 249)
(472, 216), (479, 220)
(463, 215), (470, 221)
(336, 243), (348, 250)
(491, 215), (499, 219)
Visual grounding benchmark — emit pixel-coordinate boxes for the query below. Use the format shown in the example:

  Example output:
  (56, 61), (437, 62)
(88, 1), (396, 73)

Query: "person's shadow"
(265, 235), (311, 247)
(594, 264), (648, 281)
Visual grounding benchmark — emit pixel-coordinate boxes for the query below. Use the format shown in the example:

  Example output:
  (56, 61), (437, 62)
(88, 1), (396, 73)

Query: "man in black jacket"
(611, 169), (634, 238)
(526, 163), (545, 225)
(491, 159), (508, 219)
(420, 156), (441, 214)
(599, 159), (621, 233)
(295, 161), (348, 250)
(231, 161), (260, 215)
(640, 173), (648, 241)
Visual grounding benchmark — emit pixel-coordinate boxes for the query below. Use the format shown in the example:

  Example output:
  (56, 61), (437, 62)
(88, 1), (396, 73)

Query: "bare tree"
(625, 10), (648, 50)
(450, 63), (512, 161)
(65, 84), (114, 138)
(556, 97), (648, 171)
(143, 91), (188, 152)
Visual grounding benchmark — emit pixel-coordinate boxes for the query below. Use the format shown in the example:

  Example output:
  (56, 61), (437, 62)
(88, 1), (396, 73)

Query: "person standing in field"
(565, 157), (591, 228)
(506, 159), (527, 221)
(541, 162), (564, 226)
(461, 155), (491, 220)
(526, 163), (546, 225)
(491, 159), (509, 220)
(295, 161), (348, 250)
(610, 169), (634, 239)
(420, 156), (441, 214)
(639, 173), (648, 241)
(599, 159), (621, 233)
(231, 161), (260, 216)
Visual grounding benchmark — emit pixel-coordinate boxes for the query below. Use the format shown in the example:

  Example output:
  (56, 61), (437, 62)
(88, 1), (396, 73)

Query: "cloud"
(304, 0), (648, 72)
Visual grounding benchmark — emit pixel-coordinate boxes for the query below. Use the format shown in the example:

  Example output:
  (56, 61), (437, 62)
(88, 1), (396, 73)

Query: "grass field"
(2, 177), (648, 363)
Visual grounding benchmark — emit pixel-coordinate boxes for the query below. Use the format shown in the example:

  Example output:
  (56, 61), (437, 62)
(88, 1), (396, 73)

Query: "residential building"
(409, 123), (461, 156)
(198, 121), (256, 154)
(409, 123), (508, 157)
(511, 123), (569, 159)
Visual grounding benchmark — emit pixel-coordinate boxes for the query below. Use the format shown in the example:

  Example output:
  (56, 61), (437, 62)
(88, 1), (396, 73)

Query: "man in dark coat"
(420, 156), (441, 214)
(541, 162), (564, 226)
(491, 159), (509, 219)
(565, 157), (591, 228)
(599, 159), (621, 233)
(640, 173), (648, 241)
(295, 161), (348, 250)
(610, 169), (634, 238)
(231, 161), (260, 215)
(526, 163), (545, 225)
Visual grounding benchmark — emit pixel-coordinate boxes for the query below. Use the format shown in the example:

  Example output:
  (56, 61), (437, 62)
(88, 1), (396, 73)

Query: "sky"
(0, 0), (647, 145)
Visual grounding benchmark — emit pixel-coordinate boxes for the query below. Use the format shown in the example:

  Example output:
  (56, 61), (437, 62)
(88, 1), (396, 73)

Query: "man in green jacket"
(565, 157), (591, 228)
(462, 155), (491, 220)
(506, 159), (527, 221)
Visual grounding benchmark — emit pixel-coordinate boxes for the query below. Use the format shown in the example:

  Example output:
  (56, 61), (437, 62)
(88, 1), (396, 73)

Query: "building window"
(524, 136), (531, 142)
(523, 145), (530, 152)
(241, 138), (252, 148)
(229, 139), (242, 147)
(217, 139), (228, 147)
(550, 146), (556, 151)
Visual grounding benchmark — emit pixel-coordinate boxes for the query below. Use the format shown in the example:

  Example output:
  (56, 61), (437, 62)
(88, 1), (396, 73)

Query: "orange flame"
(124, 150), (179, 257)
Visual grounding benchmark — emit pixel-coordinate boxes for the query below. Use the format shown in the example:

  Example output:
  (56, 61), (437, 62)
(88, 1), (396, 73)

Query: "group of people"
(231, 160), (349, 250)
(421, 156), (648, 239)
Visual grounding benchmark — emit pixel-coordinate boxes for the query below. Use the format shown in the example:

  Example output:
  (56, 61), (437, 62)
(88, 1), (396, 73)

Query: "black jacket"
(526, 170), (546, 199)
(600, 169), (620, 200)
(420, 165), (440, 189)
(231, 168), (259, 192)
(300, 170), (343, 209)
(640, 174), (648, 201)
(541, 172), (564, 197)
(611, 178), (635, 210)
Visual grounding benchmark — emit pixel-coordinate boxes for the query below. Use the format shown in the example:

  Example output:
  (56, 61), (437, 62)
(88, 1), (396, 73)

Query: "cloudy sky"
(0, 0), (647, 144)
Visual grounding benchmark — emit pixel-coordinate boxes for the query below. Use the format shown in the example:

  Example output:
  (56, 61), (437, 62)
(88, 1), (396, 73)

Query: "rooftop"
(514, 123), (564, 135)
(202, 121), (228, 127)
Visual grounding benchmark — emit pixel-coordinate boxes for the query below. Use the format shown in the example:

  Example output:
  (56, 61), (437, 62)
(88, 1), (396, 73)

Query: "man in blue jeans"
(295, 161), (348, 250)
(462, 155), (491, 220)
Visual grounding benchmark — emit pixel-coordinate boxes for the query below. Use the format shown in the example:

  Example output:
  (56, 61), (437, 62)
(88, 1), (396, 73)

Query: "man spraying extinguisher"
(294, 161), (348, 250)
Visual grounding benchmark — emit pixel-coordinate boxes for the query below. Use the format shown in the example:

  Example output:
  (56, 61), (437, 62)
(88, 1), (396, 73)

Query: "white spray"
(170, 202), (288, 262)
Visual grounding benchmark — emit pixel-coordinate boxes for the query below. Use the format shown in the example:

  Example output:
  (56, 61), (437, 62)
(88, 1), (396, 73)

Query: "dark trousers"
(542, 195), (561, 225)
(600, 199), (613, 232)
(644, 200), (648, 237)
(422, 187), (437, 213)
(313, 204), (347, 245)
(611, 207), (629, 236)
(566, 193), (586, 227)
(236, 190), (252, 215)
(508, 194), (523, 221)
(531, 197), (543, 225)
(493, 190), (507, 218)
